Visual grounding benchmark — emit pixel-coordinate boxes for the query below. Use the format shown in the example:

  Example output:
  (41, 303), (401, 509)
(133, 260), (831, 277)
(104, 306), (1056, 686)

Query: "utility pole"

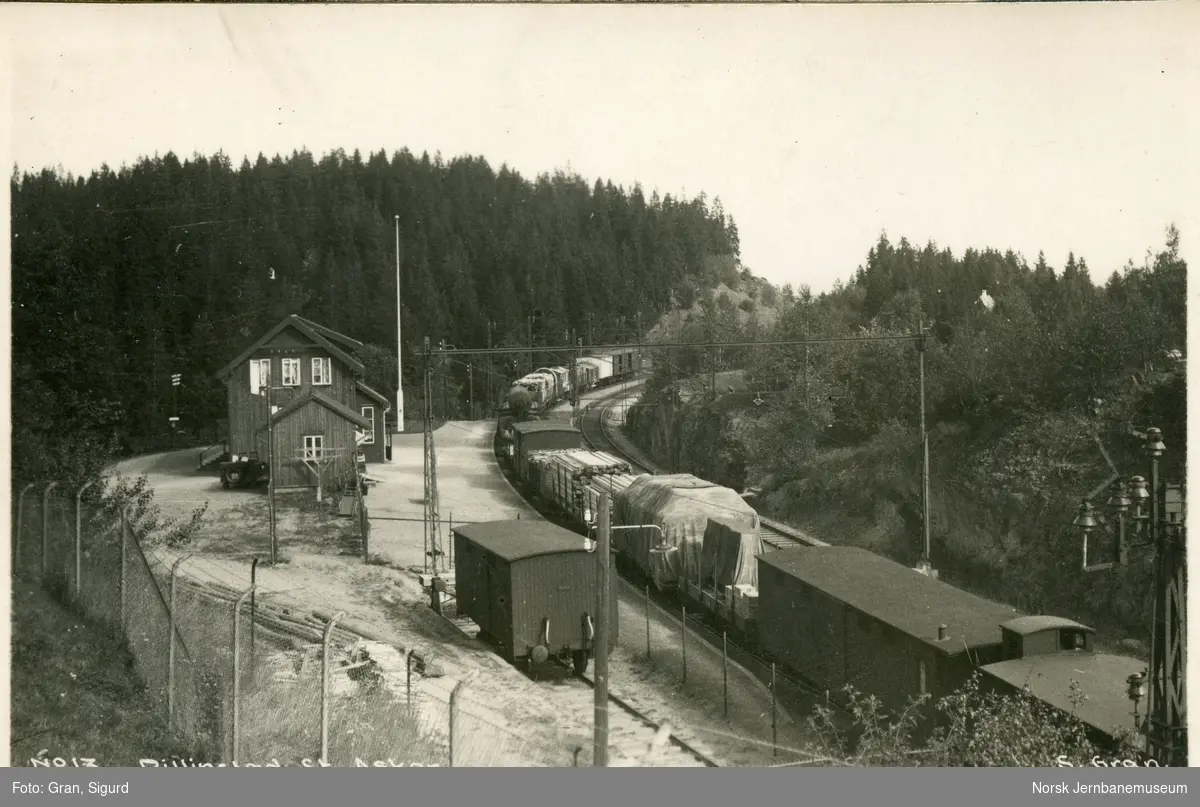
(487, 321), (494, 416)
(171, 372), (182, 449)
(917, 320), (933, 575)
(468, 364), (474, 420)
(440, 340), (449, 421)
(528, 315), (534, 375)
(423, 338), (442, 577)
(395, 215), (405, 434)
(594, 493), (612, 767)
(264, 380), (277, 565)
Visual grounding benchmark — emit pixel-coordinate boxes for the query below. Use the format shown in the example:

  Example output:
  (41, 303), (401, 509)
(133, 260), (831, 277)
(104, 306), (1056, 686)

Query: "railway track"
(578, 389), (825, 551)
(435, 604), (716, 767)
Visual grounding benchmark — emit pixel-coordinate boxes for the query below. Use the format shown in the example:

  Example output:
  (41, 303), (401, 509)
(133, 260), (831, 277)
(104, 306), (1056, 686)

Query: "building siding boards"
(453, 527), (618, 661)
(271, 399), (357, 489)
(221, 316), (376, 488)
(354, 383), (390, 464)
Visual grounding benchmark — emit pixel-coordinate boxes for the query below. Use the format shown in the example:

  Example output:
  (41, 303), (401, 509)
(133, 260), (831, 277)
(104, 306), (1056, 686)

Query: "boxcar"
(510, 421), (583, 480)
(979, 617), (1146, 749)
(452, 520), (619, 674)
(757, 546), (1019, 735)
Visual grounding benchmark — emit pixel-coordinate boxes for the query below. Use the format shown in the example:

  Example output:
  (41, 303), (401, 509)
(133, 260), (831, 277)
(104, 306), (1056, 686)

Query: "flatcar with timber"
(452, 520), (618, 675)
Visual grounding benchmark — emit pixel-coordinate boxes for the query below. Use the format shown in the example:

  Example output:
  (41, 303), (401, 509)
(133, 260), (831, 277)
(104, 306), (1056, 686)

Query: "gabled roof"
(267, 389), (372, 431)
(216, 315), (364, 381)
(760, 546), (1021, 655)
(355, 381), (391, 407)
(291, 315), (364, 352)
(453, 520), (588, 562)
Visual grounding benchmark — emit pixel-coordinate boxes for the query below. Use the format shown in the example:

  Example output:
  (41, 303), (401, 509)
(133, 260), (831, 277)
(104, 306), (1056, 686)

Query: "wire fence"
(10, 483), (594, 767)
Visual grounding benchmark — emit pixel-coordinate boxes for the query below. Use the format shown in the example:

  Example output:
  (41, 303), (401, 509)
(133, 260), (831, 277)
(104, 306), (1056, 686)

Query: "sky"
(4, 3), (1199, 293)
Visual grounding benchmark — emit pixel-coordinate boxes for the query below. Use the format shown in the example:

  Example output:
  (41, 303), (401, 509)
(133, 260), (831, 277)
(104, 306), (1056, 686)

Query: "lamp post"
(395, 215), (405, 434)
(1070, 426), (1186, 766)
(1127, 670), (1147, 734)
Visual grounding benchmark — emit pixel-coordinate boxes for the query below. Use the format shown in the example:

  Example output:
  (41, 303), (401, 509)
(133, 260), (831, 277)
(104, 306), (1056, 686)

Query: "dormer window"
(312, 357), (331, 386)
(281, 358), (301, 387)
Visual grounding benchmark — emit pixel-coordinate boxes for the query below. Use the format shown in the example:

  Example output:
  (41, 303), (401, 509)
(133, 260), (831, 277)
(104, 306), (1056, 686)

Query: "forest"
(627, 228), (1186, 643)
(10, 148), (739, 483)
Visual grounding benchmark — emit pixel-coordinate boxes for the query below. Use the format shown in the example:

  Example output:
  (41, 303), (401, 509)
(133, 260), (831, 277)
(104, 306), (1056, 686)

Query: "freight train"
(489, 430), (1148, 753)
(509, 347), (640, 413)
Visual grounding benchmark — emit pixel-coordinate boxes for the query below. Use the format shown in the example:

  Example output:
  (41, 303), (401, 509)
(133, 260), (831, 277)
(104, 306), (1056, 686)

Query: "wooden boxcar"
(452, 520), (619, 674)
(510, 421), (583, 480)
(757, 546), (1019, 735)
(979, 617), (1146, 749)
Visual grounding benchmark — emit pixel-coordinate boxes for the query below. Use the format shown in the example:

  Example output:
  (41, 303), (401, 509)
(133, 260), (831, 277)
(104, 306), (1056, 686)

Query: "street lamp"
(1127, 671), (1147, 733)
(1070, 425), (1187, 766)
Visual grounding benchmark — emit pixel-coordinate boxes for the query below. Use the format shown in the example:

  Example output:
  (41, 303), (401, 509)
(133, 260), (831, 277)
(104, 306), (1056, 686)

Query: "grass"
(237, 651), (446, 766)
(10, 579), (209, 767)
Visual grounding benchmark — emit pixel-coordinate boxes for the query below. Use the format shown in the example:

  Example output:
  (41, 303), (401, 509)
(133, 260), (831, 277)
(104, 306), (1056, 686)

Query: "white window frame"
(303, 435), (324, 459)
(249, 358), (271, 396)
(311, 357), (332, 386)
(281, 357), (301, 387)
(360, 406), (375, 444)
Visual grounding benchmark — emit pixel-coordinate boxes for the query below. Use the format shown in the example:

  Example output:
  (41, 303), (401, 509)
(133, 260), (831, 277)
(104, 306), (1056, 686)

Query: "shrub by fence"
(10, 483), (583, 767)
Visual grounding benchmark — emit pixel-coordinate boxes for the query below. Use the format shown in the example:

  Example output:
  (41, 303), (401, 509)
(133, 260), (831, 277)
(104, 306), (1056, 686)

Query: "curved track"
(577, 389), (825, 550)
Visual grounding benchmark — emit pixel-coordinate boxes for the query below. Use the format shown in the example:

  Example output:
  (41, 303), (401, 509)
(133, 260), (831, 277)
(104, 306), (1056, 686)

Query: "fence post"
(168, 554), (191, 729)
(405, 649), (413, 710)
(645, 584), (651, 660)
(119, 508), (129, 630)
(448, 679), (463, 767)
(320, 611), (345, 765)
(42, 481), (60, 581)
(771, 662), (778, 758)
(74, 481), (98, 603)
(723, 631), (728, 719)
(14, 482), (37, 571)
(681, 605), (687, 685)
(231, 585), (255, 765)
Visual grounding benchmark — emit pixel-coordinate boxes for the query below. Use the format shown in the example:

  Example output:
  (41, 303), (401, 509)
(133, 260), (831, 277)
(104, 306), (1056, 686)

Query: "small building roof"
(269, 389), (372, 431)
(760, 546), (1020, 655)
(981, 653), (1146, 738)
(355, 381), (391, 407)
(453, 520), (588, 562)
(216, 315), (364, 380)
(511, 421), (581, 436)
(1001, 616), (1095, 637)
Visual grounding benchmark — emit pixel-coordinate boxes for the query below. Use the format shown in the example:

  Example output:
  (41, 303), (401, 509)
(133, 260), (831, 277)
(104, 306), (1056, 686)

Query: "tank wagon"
(452, 520), (619, 675)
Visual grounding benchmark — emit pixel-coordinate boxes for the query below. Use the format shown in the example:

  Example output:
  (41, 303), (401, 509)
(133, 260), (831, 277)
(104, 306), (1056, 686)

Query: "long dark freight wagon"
(452, 520), (619, 675)
(756, 546), (1019, 736)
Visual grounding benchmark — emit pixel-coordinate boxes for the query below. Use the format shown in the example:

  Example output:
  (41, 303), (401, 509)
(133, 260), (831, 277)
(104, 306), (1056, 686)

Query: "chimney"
(937, 624), (948, 642)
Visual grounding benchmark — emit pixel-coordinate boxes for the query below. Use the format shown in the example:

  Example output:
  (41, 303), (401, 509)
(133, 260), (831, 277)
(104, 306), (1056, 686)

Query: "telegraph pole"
(265, 381), (277, 565)
(594, 493), (612, 767)
(917, 320), (933, 575)
(395, 215), (405, 433)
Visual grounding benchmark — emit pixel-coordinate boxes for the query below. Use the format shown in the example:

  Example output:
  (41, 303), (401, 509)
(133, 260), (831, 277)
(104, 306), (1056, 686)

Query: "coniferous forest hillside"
(10, 148), (740, 483)
(627, 230), (1186, 641)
